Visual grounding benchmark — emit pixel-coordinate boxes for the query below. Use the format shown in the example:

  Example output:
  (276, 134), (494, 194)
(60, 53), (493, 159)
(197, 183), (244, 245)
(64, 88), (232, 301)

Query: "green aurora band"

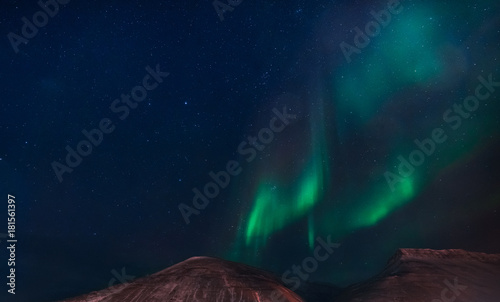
(244, 100), (330, 251)
(232, 1), (500, 260)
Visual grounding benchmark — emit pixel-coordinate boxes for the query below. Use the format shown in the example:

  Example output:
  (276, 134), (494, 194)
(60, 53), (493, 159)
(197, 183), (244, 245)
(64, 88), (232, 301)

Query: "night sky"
(1, 0), (500, 301)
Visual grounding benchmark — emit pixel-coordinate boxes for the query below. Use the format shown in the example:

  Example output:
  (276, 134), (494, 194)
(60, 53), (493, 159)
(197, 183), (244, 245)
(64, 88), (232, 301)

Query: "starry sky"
(1, 0), (500, 301)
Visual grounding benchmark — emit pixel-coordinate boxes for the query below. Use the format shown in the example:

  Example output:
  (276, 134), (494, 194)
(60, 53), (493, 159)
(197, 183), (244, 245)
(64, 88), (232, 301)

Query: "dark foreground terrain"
(59, 248), (500, 302)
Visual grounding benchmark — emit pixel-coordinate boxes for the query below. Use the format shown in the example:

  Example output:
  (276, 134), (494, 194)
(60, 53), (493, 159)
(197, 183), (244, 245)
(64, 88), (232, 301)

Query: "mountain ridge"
(58, 248), (500, 302)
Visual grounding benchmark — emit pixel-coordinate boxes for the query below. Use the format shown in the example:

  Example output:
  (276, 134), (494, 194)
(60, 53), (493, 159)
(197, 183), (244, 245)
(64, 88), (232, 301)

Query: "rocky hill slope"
(59, 249), (500, 301)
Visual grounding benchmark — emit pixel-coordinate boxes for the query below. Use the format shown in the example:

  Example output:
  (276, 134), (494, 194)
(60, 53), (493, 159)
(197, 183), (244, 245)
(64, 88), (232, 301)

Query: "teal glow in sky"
(229, 1), (500, 267)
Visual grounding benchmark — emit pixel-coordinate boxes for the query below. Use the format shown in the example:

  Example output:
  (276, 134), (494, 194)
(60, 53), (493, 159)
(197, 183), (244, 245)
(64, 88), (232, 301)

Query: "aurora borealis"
(227, 0), (500, 284)
(1, 0), (499, 301)
(243, 98), (330, 252)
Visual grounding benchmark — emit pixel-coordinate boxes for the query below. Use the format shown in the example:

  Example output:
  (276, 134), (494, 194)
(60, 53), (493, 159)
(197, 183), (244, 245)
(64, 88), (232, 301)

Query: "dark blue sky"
(1, 0), (499, 301)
